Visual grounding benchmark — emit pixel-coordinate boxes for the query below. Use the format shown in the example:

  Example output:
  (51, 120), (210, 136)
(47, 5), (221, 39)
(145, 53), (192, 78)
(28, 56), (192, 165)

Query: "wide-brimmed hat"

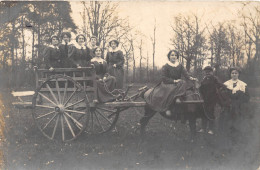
(61, 32), (71, 39)
(203, 66), (213, 71)
(109, 40), (119, 47)
(229, 67), (241, 74)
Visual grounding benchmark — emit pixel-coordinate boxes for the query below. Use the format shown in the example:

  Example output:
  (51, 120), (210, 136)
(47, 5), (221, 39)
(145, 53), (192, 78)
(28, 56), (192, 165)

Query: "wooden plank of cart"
(12, 66), (203, 142)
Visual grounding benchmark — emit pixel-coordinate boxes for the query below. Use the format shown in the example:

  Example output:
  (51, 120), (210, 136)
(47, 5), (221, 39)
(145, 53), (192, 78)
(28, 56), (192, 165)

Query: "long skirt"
(144, 80), (187, 112)
(96, 76), (117, 103)
(108, 65), (124, 89)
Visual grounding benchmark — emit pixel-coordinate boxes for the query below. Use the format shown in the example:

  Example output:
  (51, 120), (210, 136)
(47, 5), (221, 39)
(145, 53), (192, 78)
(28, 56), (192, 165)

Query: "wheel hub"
(55, 104), (65, 113)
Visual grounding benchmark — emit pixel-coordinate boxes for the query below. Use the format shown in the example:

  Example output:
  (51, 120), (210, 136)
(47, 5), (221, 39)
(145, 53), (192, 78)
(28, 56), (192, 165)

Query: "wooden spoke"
(64, 88), (78, 106)
(35, 104), (55, 109)
(95, 109), (112, 125)
(64, 114), (76, 137)
(38, 92), (57, 106)
(46, 83), (59, 104)
(96, 107), (117, 113)
(93, 111), (105, 132)
(64, 109), (86, 115)
(51, 114), (60, 139)
(42, 112), (58, 130)
(56, 79), (61, 103)
(36, 111), (55, 119)
(91, 111), (94, 132)
(65, 99), (85, 109)
(64, 112), (83, 129)
(61, 114), (65, 141)
(62, 80), (68, 104)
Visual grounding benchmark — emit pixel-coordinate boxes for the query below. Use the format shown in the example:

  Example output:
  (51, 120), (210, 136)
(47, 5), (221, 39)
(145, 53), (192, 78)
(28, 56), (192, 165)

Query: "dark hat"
(76, 34), (86, 42)
(109, 40), (119, 47)
(90, 36), (97, 40)
(50, 35), (59, 42)
(203, 66), (213, 71)
(61, 32), (71, 39)
(229, 67), (241, 74)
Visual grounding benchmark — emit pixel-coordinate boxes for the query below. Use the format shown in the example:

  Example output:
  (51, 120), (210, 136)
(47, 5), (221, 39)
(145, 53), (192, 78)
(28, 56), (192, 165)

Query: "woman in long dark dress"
(91, 47), (117, 103)
(89, 36), (98, 59)
(144, 50), (197, 116)
(68, 34), (92, 68)
(58, 32), (73, 68)
(106, 40), (124, 89)
(43, 36), (63, 71)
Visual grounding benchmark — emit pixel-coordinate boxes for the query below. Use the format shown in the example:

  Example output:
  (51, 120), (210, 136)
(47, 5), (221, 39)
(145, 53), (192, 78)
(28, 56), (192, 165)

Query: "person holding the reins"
(144, 50), (197, 117)
(106, 40), (125, 89)
(199, 66), (225, 135)
(91, 47), (117, 103)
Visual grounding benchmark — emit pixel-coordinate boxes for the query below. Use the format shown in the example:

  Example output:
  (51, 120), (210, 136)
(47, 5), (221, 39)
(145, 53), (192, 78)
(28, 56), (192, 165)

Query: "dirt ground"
(1, 86), (260, 170)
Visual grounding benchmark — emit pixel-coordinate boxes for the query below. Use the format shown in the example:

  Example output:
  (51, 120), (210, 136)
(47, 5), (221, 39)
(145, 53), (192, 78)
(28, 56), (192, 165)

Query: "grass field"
(1, 85), (260, 170)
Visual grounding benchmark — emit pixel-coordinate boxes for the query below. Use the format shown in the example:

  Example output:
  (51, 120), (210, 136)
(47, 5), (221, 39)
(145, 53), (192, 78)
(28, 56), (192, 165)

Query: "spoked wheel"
(87, 104), (120, 134)
(32, 75), (89, 142)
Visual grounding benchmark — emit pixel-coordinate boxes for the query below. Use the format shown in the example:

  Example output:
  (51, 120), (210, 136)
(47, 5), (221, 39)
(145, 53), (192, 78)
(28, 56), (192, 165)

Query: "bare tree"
(150, 19), (156, 79)
(171, 14), (207, 71)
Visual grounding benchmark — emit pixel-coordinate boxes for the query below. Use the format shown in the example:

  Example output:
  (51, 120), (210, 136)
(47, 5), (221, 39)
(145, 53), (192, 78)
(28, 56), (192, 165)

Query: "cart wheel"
(32, 74), (89, 142)
(88, 104), (120, 134)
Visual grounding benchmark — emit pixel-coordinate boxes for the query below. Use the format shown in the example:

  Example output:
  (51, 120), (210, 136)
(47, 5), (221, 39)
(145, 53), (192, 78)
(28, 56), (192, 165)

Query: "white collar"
(224, 79), (247, 94)
(61, 41), (72, 45)
(49, 45), (59, 49)
(89, 44), (98, 49)
(167, 61), (180, 67)
(111, 48), (118, 53)
(91, 57), (104, 63)
(74, 43), (87, 49)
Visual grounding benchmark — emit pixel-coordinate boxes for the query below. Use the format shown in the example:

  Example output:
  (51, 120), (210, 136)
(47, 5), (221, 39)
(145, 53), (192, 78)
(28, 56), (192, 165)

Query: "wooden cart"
(12, 67), (148, 142)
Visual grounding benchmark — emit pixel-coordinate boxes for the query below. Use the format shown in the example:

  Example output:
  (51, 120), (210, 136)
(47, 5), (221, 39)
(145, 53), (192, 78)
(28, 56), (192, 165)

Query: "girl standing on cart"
(91, 47), (117, 103)
(43, 35), (63, 71)
(106, 40), (125, 89)
(58, 32), (73, 68)
(144, 50), (197, 116)
(89, 36), (98, 59)
(69, 34), (92, 68)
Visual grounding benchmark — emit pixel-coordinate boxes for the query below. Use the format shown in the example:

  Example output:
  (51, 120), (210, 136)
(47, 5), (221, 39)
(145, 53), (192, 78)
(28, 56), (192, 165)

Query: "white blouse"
(224, 79), (247, 94)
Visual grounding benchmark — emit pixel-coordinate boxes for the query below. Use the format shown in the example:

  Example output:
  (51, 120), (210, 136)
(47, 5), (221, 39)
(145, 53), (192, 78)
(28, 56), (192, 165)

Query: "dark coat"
(106, 50), (124, 89)
(68, 45), (92, 67)
(43, 45), (63, 69)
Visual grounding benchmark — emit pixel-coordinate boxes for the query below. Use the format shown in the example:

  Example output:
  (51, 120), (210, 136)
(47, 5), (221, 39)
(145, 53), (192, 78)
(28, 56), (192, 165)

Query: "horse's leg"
(140, 105), (156, 137)
(188, 116), (196, 142)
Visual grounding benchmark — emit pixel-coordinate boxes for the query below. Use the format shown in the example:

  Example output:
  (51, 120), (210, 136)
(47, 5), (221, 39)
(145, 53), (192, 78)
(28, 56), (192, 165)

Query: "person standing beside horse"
(106, 40), (125, 89)
(144, 50), (197, 117)
(199, 66), (225, 135)
(68, 34), (92, 68)
(221, 67), (250, 134)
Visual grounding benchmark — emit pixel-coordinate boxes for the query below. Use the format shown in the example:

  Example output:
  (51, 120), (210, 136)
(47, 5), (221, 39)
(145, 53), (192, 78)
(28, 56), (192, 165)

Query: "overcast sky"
(70, 1), (256, 67)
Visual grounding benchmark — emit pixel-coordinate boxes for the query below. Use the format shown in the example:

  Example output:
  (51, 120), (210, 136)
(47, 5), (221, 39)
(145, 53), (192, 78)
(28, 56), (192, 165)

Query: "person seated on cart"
(58, 32), (73, 68)
(91, 47), (117, 103)
(144, 49), (197, 117)
(68, 34), (92, 68)
(43, 35), (63, 71)
(198, 66), (225, 135)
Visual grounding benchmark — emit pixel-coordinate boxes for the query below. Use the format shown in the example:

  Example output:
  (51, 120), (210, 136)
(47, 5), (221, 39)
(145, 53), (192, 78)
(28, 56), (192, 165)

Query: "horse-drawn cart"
(12, 67), (204, 142)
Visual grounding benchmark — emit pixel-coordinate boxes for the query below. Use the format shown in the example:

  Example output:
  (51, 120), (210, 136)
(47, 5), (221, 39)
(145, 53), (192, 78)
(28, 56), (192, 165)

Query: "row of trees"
(0, 2), (259, 88)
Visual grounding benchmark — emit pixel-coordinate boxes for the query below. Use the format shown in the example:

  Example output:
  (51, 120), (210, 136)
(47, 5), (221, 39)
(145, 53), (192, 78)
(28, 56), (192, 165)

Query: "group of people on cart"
(43, 32), (250, 135)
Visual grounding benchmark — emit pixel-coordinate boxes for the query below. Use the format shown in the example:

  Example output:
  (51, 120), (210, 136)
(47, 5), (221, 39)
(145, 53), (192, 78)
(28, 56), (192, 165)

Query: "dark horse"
(140, 79), (231, 140)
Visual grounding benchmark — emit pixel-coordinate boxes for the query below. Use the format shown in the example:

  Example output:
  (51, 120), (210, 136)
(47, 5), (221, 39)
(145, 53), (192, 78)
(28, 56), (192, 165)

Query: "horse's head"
(199, 76), (231, 107)
(216, 86), (232, 107)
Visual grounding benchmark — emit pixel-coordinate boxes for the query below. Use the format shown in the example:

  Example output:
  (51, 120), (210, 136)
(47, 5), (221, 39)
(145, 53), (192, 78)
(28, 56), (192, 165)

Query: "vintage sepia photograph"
(0, 1), (259, 169)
